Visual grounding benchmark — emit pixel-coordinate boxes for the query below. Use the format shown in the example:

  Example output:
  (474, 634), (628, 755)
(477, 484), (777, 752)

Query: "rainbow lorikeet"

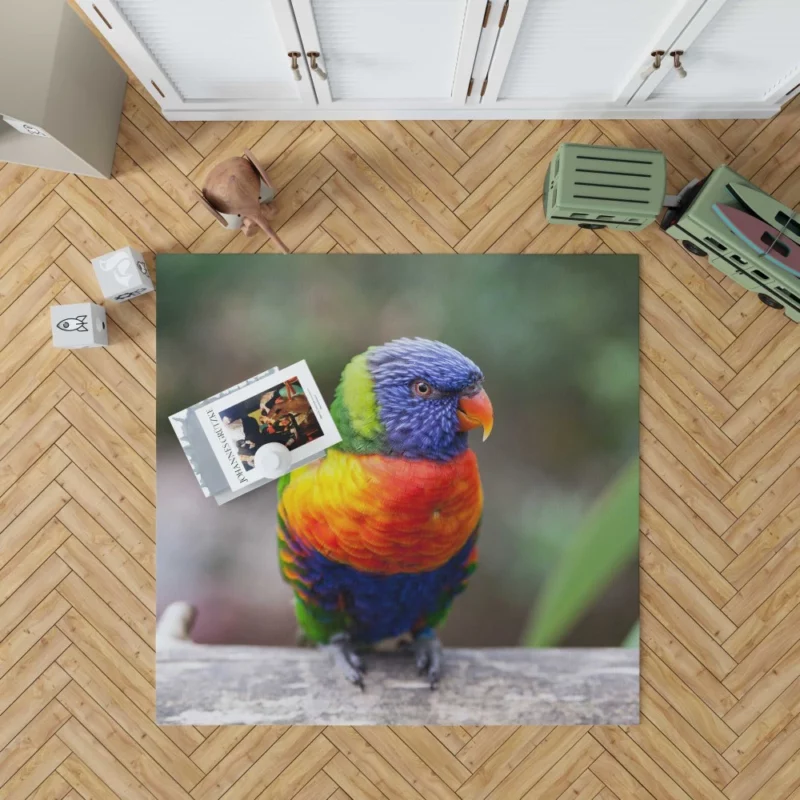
(277, 338), (493, 688)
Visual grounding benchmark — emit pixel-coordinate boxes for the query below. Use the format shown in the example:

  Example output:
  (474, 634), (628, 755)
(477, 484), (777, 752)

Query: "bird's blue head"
(331, 337), (493, 461)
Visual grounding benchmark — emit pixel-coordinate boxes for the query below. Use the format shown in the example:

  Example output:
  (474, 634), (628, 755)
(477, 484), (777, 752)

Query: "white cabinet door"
(75, 0), (316, 112)
(289, 0), (487, 108)
(631, 0), (800, 109)
(479, 0), (706, 111)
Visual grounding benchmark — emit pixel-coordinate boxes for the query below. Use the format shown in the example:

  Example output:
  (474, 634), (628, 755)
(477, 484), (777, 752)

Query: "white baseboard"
(162, 104), (780, 122)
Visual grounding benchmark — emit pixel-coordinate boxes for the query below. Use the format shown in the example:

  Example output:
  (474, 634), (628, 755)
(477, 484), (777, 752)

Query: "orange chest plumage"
(278, 448), (483, 574)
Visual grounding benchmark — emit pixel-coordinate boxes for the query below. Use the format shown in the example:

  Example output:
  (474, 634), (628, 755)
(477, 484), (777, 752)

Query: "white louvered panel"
(498, 0), (681, 101)
(114, 0), (295, 101)
(651, 0), (800, 101)
(309, 0), (468, 100)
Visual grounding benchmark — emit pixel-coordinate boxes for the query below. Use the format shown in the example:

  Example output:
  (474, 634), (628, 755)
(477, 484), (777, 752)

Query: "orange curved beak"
(457, 388), (493, 441)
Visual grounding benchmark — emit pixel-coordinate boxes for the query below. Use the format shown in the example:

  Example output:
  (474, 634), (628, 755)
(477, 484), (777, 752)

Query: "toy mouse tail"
(253, 214), (290, 254)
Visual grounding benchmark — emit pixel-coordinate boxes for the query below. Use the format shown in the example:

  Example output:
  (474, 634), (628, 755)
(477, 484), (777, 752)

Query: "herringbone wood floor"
(3, 61), (800, 798)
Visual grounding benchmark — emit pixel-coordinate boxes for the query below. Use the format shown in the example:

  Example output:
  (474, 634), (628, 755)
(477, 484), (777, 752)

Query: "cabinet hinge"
(467, 77), (474, 97)
(499, 0), (509, 27)
(482, 0), (492, 27)
(480, 77), (488, 97)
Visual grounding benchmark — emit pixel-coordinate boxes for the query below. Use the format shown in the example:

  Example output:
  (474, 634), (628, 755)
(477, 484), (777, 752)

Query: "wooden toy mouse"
(197, 149), (289, 253)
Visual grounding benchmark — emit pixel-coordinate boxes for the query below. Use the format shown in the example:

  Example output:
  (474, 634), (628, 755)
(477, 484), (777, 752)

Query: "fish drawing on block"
(56, 315), (89, 332)
(713, 204), (800, 278)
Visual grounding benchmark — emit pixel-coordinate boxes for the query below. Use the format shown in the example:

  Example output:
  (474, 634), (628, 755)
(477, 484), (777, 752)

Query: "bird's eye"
(412, 380), (432, 398)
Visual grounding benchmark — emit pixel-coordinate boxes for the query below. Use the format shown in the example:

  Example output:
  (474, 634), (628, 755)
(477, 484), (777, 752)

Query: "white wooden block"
(91, 246), (154, 302)
(51, 302), (108, 348)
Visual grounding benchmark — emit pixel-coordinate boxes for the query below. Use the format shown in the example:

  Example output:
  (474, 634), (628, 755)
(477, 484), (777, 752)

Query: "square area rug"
(155, 254), (640, 726)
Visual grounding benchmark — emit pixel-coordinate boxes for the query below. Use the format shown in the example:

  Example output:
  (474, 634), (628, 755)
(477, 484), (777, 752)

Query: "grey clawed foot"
(414, 633), (443, 689)
(327, 633), (366, 690)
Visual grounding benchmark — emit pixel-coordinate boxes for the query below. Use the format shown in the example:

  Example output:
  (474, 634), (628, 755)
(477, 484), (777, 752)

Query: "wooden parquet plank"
(454, 121), (506, 156)
(0, 193), (68, 275)
(392, 728), (472, 790)
(0, 555), (70, 642)
(187, 122), (237, 158)
(640, 510), (736, 613)
(0, 170), (65, 242)
(591, 725), (698, 800)
(57, 646), (203, 785)
(3, 67), (800, 800)
(518, 734), (603, 800)
(56, 607), (155, 710)
(722, 389), (800, 478)
(111, 148), (202, 248)
(1, 698), (71, 791)
(330, 121), (468, 245)
(0, 163), (37, 206)
(724, 679), (800, 772)
(56, 464), (153, 570)
(116, 115), (200, 212)
(0, 266), (69, 350)
(640, 319), (736, 426)
(0, 676), (70, 757)
(427, 727), (472, 756)
(323, 726), (427, 800)
(453, 121), (537, 191)
(57, 682), (193, 800)
(723, 604), (800, 697)
(401, 121), (469, 174)
(725, 643), (800, 733)
(642, 574), (738, 682)
(0, 733), (70, 800)
(640, 357), (736, 464)
(364, 121), (469, 210)
(55, 572), (154, 684)
(0, 591), (70, 682)
(0, 518), (72, 607)
(122, 85), (202, 176)
(0, 341), (68, 425)
(291, 770), (339, 800)
(0, 228), (68, 316)
(322, 138), (453, 253)
(324, 752), (387, 800)
(57, 723), (155, 800)
(321, 173), (416, 253)
(56, 537), (153, 640)
(56, 392), (154, 502)
(457, 121), (596, 247)
(55, 427), (154, 534)
(723, 539), (800, 635)
(456, 728), (553, 800)
(641, 392), (736, 500)
(639, 679), (737, 790)
(257, 734), (337, 800)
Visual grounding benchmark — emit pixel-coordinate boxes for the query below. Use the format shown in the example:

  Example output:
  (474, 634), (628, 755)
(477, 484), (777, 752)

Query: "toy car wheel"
(758, 293), (784, 310)
(682, 240), (707, 257)
(578, 223), (606, 230)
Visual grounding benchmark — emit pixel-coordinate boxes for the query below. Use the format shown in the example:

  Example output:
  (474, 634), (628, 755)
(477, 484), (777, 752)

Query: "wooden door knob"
(307, 52), (327, 81)
(670, 51), (687, 79)
(640, 50), (665, 80)
(288, 52), (302, 81)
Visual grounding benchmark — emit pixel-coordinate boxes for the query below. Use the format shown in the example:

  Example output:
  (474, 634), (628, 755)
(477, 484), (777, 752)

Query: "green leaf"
(622, 621), (639, 648)
(524, 457), (639, 647)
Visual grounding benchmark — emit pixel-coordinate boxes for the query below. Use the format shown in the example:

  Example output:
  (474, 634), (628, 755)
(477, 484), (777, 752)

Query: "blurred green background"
(156, 254), (640, 648)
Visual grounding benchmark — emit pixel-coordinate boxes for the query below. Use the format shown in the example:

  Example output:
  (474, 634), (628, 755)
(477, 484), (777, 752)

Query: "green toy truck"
(544, 143), (800, 322)
(660, 165), (800, 322)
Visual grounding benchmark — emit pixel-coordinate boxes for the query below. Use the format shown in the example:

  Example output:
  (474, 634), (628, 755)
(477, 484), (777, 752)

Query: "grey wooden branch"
(156, 603), (639, 726)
